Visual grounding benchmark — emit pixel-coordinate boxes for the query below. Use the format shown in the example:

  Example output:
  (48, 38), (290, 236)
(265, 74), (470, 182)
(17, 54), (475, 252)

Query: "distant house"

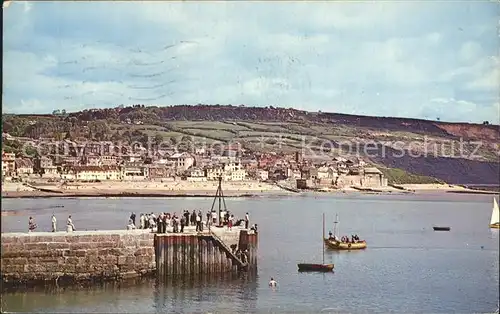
(301, 166), (318, 180)
(189, 168), (205, 178)
(122, 163), (148, 180)
(2, 152), (16, 177)
(316, 166), (331, 179)
(101, 155), (118, 166)
(204, 161), (247, 181)
(194, 147), (206, 155)
(64, 165), (122, 181)
(205, 166), (224, 181)
(286, 168), (301, 180)
(187, 168), (207, 181)
(168, 152), (195, 172)
(61, 156), (81, 167)
(227, 168), (247, 181)
(269, 168), (287, 181)
(84, 155), (101, 166)
(362, 167), (387, 187)
(15, 158), (34, 176)
(148, 165), (174, 179)
(257, 170), (269, 181)
(34, 156), (58, 178)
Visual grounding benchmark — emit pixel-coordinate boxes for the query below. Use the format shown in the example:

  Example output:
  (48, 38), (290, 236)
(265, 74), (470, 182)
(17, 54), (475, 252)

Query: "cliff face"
(371, 147), (500, 185)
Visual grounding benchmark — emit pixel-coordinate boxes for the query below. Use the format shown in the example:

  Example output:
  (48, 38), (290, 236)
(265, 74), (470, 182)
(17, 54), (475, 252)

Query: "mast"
(210, 176), (227, 226)
(333, 213), (339, 239)
(218, 176), (222, 224)
(322, 212), (325, 264)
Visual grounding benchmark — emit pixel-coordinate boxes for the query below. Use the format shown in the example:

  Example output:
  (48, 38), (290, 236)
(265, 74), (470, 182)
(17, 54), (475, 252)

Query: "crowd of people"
(129, 210), (252, 234)
(25, 209), (254, 235)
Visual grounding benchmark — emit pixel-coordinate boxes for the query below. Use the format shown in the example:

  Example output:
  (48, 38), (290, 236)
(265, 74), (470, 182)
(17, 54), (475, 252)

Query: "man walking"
(245, 212), (250, 229)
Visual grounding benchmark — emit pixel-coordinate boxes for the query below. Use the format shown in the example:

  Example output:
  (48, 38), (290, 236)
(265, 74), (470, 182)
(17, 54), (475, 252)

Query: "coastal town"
(1, 132), (388, 194)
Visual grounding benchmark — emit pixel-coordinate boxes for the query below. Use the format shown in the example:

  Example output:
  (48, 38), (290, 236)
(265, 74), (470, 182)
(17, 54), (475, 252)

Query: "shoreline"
(2, 188), (497, 199)
(0, 190), (294, 199)
(1, 182), (497, 199)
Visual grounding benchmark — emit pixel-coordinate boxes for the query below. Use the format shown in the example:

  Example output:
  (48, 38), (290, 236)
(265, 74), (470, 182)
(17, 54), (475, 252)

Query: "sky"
(3, 1), (499, 124)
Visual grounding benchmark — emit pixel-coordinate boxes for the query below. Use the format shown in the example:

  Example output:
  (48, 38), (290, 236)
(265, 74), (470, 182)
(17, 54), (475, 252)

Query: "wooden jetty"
(154, 176), (258, 278)
(155, 229), (257, 277)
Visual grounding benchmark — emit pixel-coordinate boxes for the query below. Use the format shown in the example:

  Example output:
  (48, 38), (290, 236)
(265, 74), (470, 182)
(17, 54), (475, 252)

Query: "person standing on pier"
(245, 212), (250, 229)
(220, 210), (225, 226)
(196, 211), (202, 232)
(51, 214), (57, 232)
(180, 215), (185, 233)
(184, 210), (190, 227)
(191, 210), (197, 226)
(158, 212), (165, 233)
(130, 212), (136, 226)
(67, 215), (75, 232)
(140, 213), (145, 229)
(206, 211), (211, 227)
(28, 217), (37, 232)
(162, 213), (168, 233)
(228, 214), (234, 231)
(174, 215), (180, 233)
(212, 210), (217, 225)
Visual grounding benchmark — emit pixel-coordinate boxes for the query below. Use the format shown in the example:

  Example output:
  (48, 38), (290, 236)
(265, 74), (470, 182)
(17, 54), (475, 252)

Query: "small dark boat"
(298, 263), (334, 272)
(298, 213), (334, 273)
(433, 226), (451, 231)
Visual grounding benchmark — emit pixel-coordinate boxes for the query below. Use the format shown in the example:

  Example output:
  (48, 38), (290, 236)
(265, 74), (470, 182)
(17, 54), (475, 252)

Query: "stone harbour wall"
(1, 230), (155, 286)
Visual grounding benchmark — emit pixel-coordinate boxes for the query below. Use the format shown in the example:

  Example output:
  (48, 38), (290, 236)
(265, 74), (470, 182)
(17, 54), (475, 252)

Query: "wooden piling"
(154, 230), (258, 279)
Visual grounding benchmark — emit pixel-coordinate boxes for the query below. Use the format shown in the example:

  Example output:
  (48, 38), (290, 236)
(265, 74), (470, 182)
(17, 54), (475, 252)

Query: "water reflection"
(2, 272), (259, 313)
(153, 271), (258, 313)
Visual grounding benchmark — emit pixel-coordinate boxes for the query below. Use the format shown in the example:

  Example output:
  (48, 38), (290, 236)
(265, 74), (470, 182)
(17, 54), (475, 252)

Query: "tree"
(154, 133), (164, 145)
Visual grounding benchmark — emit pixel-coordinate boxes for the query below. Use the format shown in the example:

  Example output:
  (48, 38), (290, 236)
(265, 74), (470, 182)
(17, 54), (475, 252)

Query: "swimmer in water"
(269, 277), (277, 287)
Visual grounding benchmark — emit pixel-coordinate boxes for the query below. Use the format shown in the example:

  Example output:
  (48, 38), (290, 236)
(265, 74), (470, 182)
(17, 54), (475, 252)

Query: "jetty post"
(155, 176), (258, 279)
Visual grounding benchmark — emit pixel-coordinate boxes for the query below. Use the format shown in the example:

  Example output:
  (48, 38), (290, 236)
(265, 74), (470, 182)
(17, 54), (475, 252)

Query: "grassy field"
(106, 120), (498, 165)
(378, 167), (444, 185)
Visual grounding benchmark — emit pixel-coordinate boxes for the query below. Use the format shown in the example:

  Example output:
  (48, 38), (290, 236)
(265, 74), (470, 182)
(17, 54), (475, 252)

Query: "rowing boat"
(297, 213), (334, 273)
(433, 226), (451, 231)
(297, 263), (334, 272)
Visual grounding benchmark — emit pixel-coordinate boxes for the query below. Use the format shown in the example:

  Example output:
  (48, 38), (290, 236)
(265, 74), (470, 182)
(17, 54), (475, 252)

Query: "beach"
(0, 180), (293, 198)
(1, 181), (495, 199)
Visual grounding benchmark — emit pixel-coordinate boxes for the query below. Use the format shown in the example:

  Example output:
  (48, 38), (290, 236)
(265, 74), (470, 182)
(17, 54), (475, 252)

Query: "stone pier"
(1, 226), (258, 287)
(1, 230), (155, 287)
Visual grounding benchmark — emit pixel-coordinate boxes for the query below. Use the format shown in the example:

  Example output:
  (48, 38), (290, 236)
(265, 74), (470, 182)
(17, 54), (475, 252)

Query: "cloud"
(2, 1), (499, 124)
(420, 98), (498, 123)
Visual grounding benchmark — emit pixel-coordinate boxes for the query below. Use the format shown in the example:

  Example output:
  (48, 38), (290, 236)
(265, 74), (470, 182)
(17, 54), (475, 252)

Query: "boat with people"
(323, 214), (367, 250)
(490, 197), (500, 229)
(297, 213), (334, 272)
